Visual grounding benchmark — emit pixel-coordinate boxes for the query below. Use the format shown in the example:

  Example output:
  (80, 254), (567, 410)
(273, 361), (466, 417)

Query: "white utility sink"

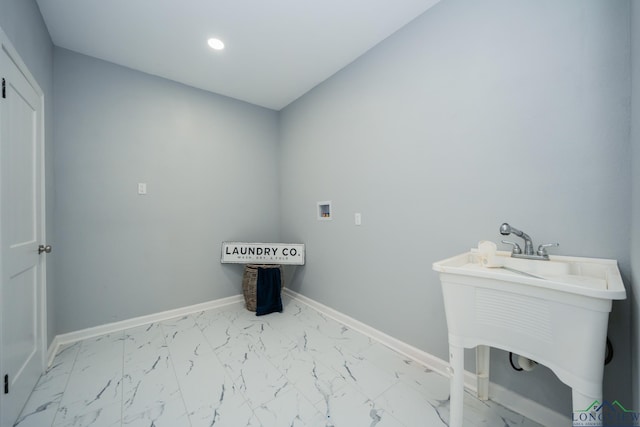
(433, 248), (626, 427)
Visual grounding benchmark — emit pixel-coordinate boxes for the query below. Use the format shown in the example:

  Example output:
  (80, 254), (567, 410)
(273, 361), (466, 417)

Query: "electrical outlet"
(138, 183), (147, 195)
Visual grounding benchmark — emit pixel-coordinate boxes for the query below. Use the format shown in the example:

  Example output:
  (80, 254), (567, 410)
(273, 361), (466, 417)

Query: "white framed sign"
(221, 242), (305, 265)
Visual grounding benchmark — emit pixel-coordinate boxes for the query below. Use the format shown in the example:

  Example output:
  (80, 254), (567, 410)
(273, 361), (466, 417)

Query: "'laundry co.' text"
(220, 242), (305, 265)
(225, 246), (298, 257)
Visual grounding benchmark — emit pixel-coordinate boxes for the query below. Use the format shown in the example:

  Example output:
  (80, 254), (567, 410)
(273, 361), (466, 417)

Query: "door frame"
(0, 25), (48, 417)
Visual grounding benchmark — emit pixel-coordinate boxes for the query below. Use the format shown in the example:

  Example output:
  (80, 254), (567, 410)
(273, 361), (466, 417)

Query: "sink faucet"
(499, 223), (559, 260)
(500, 223), (534, 255)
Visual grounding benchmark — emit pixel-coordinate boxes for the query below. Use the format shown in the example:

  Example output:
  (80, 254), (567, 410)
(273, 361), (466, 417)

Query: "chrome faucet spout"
(500, 223), (534, 255)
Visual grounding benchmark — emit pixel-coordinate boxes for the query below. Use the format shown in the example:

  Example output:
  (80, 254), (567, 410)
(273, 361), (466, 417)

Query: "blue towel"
(255, 267), (283, 316)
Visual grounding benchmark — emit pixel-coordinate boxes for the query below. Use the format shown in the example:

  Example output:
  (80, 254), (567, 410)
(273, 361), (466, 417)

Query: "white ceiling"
(36, 0), (440, 110)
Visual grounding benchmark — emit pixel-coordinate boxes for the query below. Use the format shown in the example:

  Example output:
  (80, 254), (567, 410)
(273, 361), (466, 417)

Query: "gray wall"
(280, 0), (632, 415)
(631, 0), (640, 413)
(0, 0), (56, 345)
(53, 48), (280, 333)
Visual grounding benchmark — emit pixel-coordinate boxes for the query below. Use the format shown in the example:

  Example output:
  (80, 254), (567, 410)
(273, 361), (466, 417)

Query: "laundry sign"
(221, 242), (305, 265)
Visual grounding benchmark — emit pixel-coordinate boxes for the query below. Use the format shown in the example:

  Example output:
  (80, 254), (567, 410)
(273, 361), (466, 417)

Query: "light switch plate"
(138, 183), (147, 195)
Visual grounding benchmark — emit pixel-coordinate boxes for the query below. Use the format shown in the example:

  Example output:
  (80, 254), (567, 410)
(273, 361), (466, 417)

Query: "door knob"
(38, 244), (52, 254)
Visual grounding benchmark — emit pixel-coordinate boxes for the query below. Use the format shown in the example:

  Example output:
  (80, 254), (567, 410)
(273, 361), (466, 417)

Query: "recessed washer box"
(317, 201), (332, 220)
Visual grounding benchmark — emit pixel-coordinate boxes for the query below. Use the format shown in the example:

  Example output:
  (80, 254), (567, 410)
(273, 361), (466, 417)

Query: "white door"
(0, 39), (46, 427)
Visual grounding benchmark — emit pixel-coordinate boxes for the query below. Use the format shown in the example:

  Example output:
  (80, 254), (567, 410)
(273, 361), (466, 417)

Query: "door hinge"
(3, 374), (8, 394)
(2, 78), (5, 99)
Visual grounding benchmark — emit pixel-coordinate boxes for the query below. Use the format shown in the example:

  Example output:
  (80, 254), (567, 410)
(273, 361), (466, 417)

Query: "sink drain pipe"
(509, 352), (537, 371)
(509, 337), (613, 372)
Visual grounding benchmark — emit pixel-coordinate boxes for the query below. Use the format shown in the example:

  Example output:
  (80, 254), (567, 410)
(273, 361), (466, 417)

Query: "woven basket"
(242, 264), (284, 312)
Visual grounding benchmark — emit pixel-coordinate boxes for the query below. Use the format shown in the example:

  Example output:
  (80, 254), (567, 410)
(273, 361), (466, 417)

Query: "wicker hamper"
(242, 264), (284, 312)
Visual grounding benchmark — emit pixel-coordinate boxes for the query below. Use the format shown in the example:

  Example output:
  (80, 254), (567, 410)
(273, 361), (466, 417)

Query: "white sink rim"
(432, 249), (626, 301)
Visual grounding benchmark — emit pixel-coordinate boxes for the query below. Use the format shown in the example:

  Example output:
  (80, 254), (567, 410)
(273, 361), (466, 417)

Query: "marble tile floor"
(15, 295), (543, 427)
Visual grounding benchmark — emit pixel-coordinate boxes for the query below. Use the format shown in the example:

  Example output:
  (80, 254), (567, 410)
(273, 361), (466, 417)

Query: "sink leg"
(572, 389), (603, 427)
(476, 345), (490, 401)
(449, 344), (464, 427)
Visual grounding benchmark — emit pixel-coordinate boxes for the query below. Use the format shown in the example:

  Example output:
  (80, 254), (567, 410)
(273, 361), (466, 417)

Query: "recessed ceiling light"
(207, 38), (225, 50)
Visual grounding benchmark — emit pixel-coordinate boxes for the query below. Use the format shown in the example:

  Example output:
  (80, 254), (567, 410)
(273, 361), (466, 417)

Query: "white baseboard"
(283, 288), (569, 427)
(46, 289), (569, 426)
(489, 381), (571, 425)
(47, 294), (244, 367)
(46, 336), (61, 368)
(282, 288), (453, 378)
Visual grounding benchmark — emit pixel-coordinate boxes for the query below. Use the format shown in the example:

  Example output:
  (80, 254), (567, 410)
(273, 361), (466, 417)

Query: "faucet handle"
(537, 243), (559, 257)
(501, 240), (522, 254)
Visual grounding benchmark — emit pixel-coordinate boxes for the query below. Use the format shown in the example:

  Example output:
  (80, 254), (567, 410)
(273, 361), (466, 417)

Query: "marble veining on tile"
(16, 296), (544, 427)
